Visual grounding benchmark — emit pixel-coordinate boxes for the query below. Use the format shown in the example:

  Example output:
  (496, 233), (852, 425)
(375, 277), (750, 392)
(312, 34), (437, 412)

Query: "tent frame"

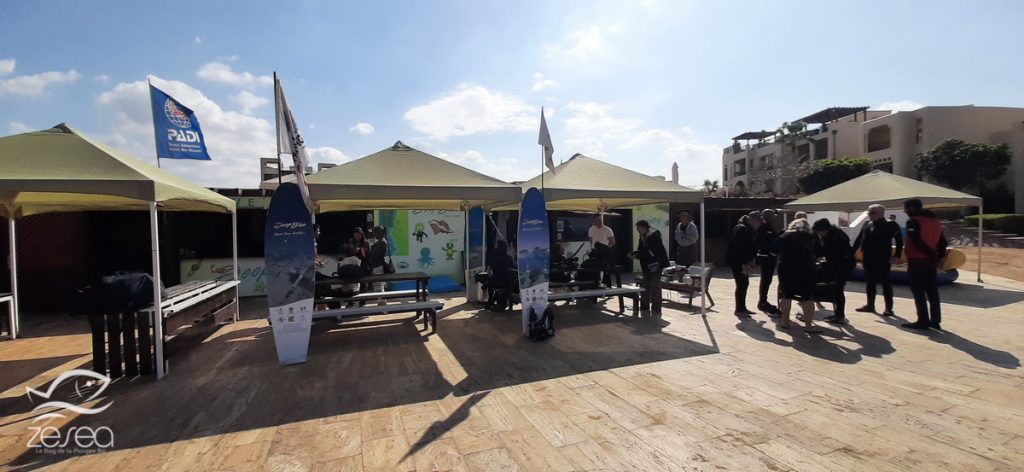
(6, 204), (238, 379)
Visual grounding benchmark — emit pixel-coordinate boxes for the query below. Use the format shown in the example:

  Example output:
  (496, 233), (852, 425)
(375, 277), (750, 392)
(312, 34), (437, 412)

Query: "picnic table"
(316, 271), (430, 301)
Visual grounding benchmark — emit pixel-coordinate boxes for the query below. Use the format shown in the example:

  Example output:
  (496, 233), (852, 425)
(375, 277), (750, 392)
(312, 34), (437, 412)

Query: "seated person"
(486, 240), (515, 308)
(335, 244), (365, 296)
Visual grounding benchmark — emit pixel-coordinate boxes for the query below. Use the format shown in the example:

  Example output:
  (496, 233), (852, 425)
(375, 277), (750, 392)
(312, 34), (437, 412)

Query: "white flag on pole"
(275, 76), (313, 211)
(538, 107), (555, 173)
(671, 162), (679, 184)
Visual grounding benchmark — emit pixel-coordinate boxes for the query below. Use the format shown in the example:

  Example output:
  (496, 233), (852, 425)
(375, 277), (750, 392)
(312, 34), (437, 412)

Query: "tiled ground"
(1, 269), (1021, 471)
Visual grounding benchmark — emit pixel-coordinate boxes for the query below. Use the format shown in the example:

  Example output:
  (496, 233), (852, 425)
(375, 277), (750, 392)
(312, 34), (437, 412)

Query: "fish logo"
(26, 369), (113, 420)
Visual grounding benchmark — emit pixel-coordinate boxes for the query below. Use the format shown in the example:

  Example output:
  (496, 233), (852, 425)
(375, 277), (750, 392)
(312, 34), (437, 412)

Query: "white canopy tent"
(786, 170), (984, 281)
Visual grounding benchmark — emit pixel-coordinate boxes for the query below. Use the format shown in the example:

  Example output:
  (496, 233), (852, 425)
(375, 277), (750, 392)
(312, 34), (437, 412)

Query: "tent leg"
(700, 201), (707, 318)
(464, 205), (471, 299)
(150, 203), (166, 379)
(8, 217), (18, 339)
(232, 211), (239, 322)
(977, 204), (983, 283)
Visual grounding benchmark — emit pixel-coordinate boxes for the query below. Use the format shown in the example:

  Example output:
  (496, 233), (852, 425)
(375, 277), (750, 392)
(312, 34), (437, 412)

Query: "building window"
(915, 118), (923, 144)
(733, 160), (746, 177)
(723, 166), (728, 182)
(759, 153), (775, 169)
(867, 125), (891, 152)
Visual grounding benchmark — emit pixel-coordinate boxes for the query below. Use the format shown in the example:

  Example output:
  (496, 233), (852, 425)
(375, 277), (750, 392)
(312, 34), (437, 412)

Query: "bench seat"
(313, 300), (443, 332)
(548, 285), (643, 315)
(315, 289), (425, 305)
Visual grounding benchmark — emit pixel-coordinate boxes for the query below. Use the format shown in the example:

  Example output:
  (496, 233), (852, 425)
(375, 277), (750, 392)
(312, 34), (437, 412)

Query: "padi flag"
(149, 84), (211, 160)
(538, 107), (555, 173)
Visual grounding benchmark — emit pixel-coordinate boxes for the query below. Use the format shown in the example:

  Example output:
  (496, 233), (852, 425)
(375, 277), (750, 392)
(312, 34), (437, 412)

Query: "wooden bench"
(90, 280), (239, 379)
(0, 293), (13, 339)
(548, 285), (643, 315)
(313, 300), (443, 332)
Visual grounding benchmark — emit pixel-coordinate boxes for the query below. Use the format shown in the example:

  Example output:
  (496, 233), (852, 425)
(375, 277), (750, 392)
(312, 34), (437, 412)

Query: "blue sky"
(3, 0), (1024, 188)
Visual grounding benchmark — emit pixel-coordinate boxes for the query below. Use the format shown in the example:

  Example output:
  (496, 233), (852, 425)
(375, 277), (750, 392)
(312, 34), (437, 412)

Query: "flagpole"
(273, 72), (282, 185)
(148, 78), (162, 168)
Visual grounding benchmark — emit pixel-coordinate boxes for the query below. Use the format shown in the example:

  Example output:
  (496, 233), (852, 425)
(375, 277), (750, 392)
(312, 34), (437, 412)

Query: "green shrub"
(797, 158), (874, 194)
(963, 214), (1024, 235)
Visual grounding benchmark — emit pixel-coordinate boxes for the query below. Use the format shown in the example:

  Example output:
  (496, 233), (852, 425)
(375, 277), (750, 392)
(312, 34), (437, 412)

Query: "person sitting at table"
(486, 240), (515, 309)
(336, 245), (365, 294)
(368, 226), (390, 304)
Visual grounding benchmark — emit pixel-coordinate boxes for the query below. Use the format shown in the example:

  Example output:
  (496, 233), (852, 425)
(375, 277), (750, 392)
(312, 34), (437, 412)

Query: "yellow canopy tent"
(785, 170), (984, 281)
(306, 141), (522, 212)
(508, 154), (709, 316)
(509, 154), (704, 211)
(0, 124), (237, 377)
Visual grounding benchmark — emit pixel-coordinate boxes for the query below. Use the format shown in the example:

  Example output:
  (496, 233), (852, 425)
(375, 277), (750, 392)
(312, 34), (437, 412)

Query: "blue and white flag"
(149, 84), (211, 161)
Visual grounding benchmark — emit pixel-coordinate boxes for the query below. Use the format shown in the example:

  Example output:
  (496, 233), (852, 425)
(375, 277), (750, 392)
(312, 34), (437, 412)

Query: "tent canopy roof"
(307, 141), (522, 212)
(507, 154), (703, 211)
(785, 170), (981, 211)
(0, 124), (235, 218)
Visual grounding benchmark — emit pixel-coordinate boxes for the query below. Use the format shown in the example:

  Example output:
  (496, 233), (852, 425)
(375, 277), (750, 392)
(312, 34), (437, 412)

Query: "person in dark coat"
(813, 218), (853, 324)
(902, 199), (947, 330)
(771, 218), (822, 332)
(726, 212), (761, 317)
(851, 204), (903, 317)
(755, 209), (781, 315)
(485, 239), (515, 309)
(630, 220), (669, 317)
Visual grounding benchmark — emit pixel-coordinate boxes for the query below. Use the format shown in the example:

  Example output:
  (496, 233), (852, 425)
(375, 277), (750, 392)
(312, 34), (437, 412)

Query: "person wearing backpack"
(630, 220), (669, 317)
(901, 199), (947, 330)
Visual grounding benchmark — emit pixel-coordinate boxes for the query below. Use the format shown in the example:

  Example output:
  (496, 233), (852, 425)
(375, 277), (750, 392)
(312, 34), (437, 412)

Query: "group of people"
(319, 226), (392, 297)
(727, 199), (947, 332)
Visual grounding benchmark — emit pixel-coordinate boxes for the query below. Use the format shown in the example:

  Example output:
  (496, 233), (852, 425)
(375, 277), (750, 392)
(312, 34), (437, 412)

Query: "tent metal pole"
(231, 210), (239, 322)
(8, 216), (18, 339)
(700, 201), (707, 317)
(464, 203), (470, 299)
(977, 204), (983, 283)
(150, 202), (166, 379)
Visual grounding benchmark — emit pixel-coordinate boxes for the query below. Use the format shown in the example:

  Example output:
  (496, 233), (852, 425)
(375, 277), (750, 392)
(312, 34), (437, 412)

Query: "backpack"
(527, 306), (555, 341)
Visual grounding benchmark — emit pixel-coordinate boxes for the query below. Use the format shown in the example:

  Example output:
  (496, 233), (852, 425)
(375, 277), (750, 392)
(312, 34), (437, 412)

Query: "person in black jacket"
(813, 218), (853, 324)
(755, 209), (781, 315)
(726, 212), (761, 317)
(630, 220), (669, 317)
(851, 204), (904, 317)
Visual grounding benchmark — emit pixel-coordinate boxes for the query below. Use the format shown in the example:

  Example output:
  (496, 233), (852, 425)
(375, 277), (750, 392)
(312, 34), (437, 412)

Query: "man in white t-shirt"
(588, 216), (615, 249)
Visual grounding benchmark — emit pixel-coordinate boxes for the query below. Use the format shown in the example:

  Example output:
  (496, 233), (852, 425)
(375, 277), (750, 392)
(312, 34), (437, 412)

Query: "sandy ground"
(961, 246), (1024, 282)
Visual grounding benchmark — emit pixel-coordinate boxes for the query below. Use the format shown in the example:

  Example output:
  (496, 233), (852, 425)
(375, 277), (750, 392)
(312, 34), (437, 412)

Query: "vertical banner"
(275, 77), (313, 212)
(468, 207), (484, 269)
(149, 84), (211, 160)
(264, 183), (315, 365)
(518, 188), (550, 335)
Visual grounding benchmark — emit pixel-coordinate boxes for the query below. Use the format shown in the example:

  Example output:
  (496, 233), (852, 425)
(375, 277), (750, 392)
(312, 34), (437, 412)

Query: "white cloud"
(545, 26), (609, 64)
(307, 147), (350, 166)
(0, 69), (80, 97)
(94, 75), (346, 188)
(0, 59), (14, 76)
(409, 140), (529, 181)
(404, 84), (536, 141)
(232, 90), (269, 114)
(349, 122), (375, 135)
(8, 122), (31, 134)
(556, 101), (719, 186)
(196, 61), (272, 88)
(878, 100), (924, 112)
(532, 72), (557, 92)
(194, 35), (202, 45)
(94, 74), (110, 83)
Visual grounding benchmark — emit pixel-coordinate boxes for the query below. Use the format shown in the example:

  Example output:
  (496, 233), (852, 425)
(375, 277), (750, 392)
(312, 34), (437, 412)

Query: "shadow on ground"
(8, 296), (716, 469)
